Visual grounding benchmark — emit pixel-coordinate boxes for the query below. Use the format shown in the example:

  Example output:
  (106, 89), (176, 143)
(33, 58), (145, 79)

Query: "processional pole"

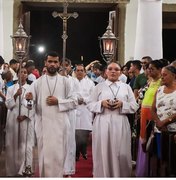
(52, 1), (78, 65)
(11, 19), (32, 177)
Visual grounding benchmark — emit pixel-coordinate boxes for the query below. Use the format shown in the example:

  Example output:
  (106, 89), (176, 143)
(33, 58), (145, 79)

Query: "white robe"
(29, 74), (77, 177)
(75, 76), (95, 131)
(87, 80), (139, 177)
(5, 83), (35, 176)
(64, 75), (79, 175)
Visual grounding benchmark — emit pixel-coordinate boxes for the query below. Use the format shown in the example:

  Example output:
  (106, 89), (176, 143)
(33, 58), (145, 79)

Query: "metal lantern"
(99, 25), (117, 63)
(11, 19), (31, 61)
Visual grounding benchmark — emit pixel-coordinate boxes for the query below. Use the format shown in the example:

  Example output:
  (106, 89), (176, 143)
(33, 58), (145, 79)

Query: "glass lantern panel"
(103, 39), (114, 54)
(15, 38), (26, 52)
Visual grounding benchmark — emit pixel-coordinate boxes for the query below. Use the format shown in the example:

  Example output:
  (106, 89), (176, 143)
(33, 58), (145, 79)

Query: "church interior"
(0, 0), (176, 178)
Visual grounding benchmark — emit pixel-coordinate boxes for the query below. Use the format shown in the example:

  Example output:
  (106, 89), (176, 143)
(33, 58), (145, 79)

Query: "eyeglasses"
(107, 67), (120, 71)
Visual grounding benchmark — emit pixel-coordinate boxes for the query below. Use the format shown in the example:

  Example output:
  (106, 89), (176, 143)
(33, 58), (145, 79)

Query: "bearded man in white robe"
(26, 51), (77, 177)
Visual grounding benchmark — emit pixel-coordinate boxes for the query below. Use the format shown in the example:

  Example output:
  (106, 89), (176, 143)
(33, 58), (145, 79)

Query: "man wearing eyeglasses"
(74, 64), (95, 161)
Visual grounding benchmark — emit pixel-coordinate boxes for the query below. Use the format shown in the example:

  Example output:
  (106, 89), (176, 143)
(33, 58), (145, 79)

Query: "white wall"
(163, 0), (176, 3)
(0, 0), (4, 57)
(124, 0), (176, 63)
(124, 0), (138, 63)
(1, 0), (13, 63)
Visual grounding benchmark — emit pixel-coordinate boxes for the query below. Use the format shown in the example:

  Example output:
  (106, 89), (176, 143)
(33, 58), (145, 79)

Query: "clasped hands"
(101, 99), (123, 110)
(78, 97), (84, 105)
(46, 96), (58, 106)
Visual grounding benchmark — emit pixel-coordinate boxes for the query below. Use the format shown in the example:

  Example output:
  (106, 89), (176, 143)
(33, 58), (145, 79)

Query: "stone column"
(134, 0), (162, 60)
(0, 0), (13, 62)
(0, 0), (3, 56)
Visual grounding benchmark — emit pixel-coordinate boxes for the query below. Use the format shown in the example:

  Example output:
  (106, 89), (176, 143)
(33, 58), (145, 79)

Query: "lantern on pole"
(11, 19), (31, 104)
(11, 19), (33, 177)
(99, 25), (117, 63)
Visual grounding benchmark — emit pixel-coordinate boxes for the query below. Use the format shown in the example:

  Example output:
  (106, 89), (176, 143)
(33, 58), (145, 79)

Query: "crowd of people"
(0, 52), (176, 177)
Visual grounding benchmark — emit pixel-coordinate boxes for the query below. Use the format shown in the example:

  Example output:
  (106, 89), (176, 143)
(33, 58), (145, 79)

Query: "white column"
(0, 0), (13, 62)
(125, 0), (138, 62)
(134, 0), (162, 60)
(0, 0), (3, 56)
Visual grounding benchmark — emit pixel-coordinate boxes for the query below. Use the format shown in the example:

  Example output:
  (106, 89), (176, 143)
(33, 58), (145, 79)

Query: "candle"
(19, 43), (22, 51)
(106, 43), (110, 51)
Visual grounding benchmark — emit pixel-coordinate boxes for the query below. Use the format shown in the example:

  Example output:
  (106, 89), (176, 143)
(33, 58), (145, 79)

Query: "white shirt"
(119, 73), (127, 83)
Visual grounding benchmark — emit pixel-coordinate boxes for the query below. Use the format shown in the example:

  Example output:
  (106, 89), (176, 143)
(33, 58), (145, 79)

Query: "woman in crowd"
(5, 67), (34, 176)
(136, 60), (163, 177)
(87, 62), (138, 177)
(152, 65), (176, 176)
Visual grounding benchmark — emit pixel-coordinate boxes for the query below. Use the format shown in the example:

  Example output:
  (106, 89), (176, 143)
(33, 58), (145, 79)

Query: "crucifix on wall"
(52, 2), (78, 62)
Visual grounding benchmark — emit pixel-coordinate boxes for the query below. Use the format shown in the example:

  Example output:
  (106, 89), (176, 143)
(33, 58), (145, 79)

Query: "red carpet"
(72, 143), (93, 178)
(34, 138), (93, 178)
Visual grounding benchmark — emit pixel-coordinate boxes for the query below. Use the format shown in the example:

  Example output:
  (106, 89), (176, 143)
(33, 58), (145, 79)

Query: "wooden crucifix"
(52, 2), (78, 63)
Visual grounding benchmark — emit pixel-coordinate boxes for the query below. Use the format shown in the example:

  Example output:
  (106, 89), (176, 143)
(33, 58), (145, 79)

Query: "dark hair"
(75, 64), (86, 71)
(0, 56), (4, 65)
(107, 61), (122, 70)
(164, 65), (176, 74)
(93, 62), (102, 70)
(159, 58), (170, 67)
(16, 66), (27, 75)
(101, 65), (107, 72)
(124, 60), (133, 70)
(131, 60), (142, 70)
(142, 56), (152, 62)
(25, 61), (35, 68)
(61, 57), (72, 66)
(149, 59), (163, 69)
(44, 51), (59, 61)
(9, 59), (18, 65)
(1, 70), (12, 80)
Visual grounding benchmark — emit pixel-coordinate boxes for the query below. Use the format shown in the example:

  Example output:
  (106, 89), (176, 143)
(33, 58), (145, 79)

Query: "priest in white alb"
(26, 51), (77, 177)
